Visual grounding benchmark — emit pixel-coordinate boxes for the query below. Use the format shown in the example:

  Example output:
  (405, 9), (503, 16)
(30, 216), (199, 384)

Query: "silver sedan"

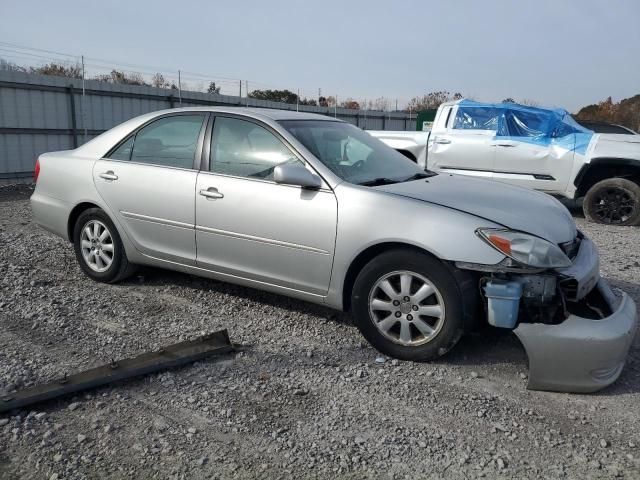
(31, 107), (637, 393)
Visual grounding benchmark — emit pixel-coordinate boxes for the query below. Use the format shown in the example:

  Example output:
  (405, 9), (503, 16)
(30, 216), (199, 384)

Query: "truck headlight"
(476, 228), (572, 269)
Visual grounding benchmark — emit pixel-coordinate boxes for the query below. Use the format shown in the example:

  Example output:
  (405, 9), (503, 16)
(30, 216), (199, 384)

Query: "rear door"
(93, 113), (208, 265)
(428, 104), (497, 177)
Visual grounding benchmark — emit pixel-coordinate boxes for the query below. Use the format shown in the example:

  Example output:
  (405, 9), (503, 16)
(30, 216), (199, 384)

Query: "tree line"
(575, 96), (640, 133)
(1, 58), (638, 129)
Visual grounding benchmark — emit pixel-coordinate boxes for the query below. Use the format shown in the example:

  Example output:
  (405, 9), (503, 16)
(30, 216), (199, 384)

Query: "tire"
(351, 249), (465, 361)
(72, 208), (136, 283)
(583, 178), (640, 226)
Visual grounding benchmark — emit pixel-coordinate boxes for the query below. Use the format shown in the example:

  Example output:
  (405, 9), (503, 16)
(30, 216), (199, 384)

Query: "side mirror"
(274, 164), (322, 189)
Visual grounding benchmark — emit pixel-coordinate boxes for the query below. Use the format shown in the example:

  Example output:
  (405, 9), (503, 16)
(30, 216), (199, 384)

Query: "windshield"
(279, 120), (427, 185)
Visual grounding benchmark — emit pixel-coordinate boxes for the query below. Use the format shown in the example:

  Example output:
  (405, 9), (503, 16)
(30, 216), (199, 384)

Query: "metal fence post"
(68, 85), (78, 148)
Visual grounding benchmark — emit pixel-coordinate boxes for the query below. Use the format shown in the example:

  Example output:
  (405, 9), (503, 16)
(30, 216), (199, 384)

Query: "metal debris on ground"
(0, 330), (233, 413)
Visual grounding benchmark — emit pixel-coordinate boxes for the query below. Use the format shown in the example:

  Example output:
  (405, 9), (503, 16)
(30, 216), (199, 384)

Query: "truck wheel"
(351, 249), (464, 361)
(584, 178), (640, 226)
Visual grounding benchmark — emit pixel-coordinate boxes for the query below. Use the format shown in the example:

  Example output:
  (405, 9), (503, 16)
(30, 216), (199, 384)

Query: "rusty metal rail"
(0, 330), (233, 413)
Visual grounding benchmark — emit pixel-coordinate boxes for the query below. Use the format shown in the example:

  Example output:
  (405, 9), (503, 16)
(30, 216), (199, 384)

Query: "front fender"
(325, 184), (504, 309)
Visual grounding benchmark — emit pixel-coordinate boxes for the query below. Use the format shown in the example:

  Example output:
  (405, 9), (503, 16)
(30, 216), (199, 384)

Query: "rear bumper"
(514, 279), (637, 393)
(30, 192), (72, 241)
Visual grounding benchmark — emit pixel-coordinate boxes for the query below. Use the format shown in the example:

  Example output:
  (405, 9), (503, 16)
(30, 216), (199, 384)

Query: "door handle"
(99, 171), (118, 181)
(199, 187), (224, 199)
(492, 142), (516, 147)
(434, 138), (451, 144)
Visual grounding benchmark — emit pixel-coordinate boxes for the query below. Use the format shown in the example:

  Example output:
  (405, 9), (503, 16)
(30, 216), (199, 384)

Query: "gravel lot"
(1, 184), (640, 480)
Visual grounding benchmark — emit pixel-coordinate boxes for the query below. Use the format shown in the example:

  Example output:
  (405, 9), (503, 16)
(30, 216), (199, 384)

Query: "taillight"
(34, 158), (40, 183)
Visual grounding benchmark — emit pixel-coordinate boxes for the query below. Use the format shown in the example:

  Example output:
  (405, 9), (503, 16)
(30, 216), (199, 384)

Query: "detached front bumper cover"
(514, 280), (637, 393)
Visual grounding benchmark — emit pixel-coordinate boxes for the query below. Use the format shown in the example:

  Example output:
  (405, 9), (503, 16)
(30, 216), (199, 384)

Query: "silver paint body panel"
(515, 280), (637, 393)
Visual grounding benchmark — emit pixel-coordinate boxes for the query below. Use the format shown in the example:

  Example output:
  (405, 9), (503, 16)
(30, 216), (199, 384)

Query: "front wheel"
(351, 249), (465, 361)
(583, 178), (640, 226)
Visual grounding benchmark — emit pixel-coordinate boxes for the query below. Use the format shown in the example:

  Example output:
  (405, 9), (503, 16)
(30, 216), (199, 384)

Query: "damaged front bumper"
(514, 279), (637, 393)
(459, 235), (638, 393)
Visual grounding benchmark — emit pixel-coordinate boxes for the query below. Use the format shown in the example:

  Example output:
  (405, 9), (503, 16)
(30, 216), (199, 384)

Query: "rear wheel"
(73, 208), (135, 283)
(351, 249), (465, 361)
(584, 178), (640, 226)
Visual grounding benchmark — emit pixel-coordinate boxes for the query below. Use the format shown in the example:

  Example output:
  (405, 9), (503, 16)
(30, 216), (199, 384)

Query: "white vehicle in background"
(371, 100), (640, 225)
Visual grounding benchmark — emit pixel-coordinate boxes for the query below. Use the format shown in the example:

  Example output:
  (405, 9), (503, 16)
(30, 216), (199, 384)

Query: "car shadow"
(124, 266), (640, 395)
(124, 267), (530, 368)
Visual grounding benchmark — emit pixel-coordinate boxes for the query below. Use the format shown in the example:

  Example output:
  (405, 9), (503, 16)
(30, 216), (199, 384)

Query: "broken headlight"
(476, 228), (572, 269)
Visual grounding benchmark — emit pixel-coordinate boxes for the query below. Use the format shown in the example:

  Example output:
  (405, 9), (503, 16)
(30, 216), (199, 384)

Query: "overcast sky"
(1, 0), (638, 111)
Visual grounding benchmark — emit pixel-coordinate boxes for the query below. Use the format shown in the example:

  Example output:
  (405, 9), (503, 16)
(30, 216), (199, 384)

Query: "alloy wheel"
(80, 220), (115, 272)
(368, 270), (445, 346)
(590, 187), (635, 224)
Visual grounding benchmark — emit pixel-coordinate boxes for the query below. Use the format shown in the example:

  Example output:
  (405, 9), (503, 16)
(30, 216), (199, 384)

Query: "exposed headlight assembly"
(477, 228), (572, 269)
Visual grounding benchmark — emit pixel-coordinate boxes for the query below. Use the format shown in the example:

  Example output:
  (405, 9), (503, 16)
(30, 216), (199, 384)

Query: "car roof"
(155, 106), (344, 122)
(71, 106), (344, 160)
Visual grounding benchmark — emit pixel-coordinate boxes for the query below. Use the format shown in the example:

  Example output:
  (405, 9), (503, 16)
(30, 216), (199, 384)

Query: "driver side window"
(210, 117), (301, 180)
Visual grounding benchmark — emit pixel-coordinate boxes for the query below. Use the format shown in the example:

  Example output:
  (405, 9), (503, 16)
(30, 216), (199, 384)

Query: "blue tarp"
(454, 100), (594, 155)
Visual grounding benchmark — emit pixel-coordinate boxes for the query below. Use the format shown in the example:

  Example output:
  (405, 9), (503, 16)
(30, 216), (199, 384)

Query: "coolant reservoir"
(484, 280), (522, 329)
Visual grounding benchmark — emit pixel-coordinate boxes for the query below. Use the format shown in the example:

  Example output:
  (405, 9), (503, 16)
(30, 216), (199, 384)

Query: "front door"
(195, 115), (337, 295)
(93, 113), (208, 265)
(491, 109), (576, 192)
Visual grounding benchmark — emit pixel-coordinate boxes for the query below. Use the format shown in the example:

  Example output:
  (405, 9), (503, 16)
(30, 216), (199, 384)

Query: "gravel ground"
(1, 184), (640, 480)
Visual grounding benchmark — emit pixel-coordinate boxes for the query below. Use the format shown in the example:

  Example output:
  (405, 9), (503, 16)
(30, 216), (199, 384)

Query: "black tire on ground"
(351, 249), (466, 361)
(583, 178), (640, 226)
(72, 208), (136, 283)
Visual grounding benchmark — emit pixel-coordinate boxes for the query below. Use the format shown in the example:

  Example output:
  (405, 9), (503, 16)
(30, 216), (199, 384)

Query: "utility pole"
(81, 55), (87, 143)
(178, 70), (182, 105)
(239, 80), (242, 99)
(364, 100), (367, 130)
(246, 80), (249, 107)
(318, 88), (321, 104)
(334, 94), (337, 118)
(296, 88), (299, 112)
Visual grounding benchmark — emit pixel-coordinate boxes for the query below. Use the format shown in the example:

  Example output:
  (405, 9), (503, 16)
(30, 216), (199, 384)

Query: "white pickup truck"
(371, 99), (640, 225)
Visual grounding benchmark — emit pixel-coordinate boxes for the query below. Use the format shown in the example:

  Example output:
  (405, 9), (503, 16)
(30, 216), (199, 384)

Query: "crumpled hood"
(375, 174), (576, 243)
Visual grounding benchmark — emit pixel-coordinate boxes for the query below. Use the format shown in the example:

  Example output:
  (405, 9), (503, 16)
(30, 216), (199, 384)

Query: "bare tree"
(151, 73), (169, 88)
(0, 58), (27, 72)
(207, 82), (221, 94)
(30, 62), (82, 79)
(340, 98), (360, 110)
(406, 91), (462, 111)
(520, 99), (540, 107)
(371, 97), (390, 111)
(95, 70), (149, 86)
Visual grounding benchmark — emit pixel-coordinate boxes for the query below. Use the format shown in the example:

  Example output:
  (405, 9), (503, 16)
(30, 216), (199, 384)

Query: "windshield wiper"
(402, 172), (437, 182)
(358, 177), (401, 186)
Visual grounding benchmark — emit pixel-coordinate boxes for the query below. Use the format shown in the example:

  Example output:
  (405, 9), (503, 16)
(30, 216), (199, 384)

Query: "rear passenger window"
(108, 136), (134, 161)
(123, 115), (205, 168)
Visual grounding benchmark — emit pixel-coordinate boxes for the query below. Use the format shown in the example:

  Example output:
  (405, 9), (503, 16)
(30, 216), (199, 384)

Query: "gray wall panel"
(0, 70), (416, 178)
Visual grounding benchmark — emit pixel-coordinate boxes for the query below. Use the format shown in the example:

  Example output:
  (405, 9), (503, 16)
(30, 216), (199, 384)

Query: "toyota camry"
(31, 107), (637, 392)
